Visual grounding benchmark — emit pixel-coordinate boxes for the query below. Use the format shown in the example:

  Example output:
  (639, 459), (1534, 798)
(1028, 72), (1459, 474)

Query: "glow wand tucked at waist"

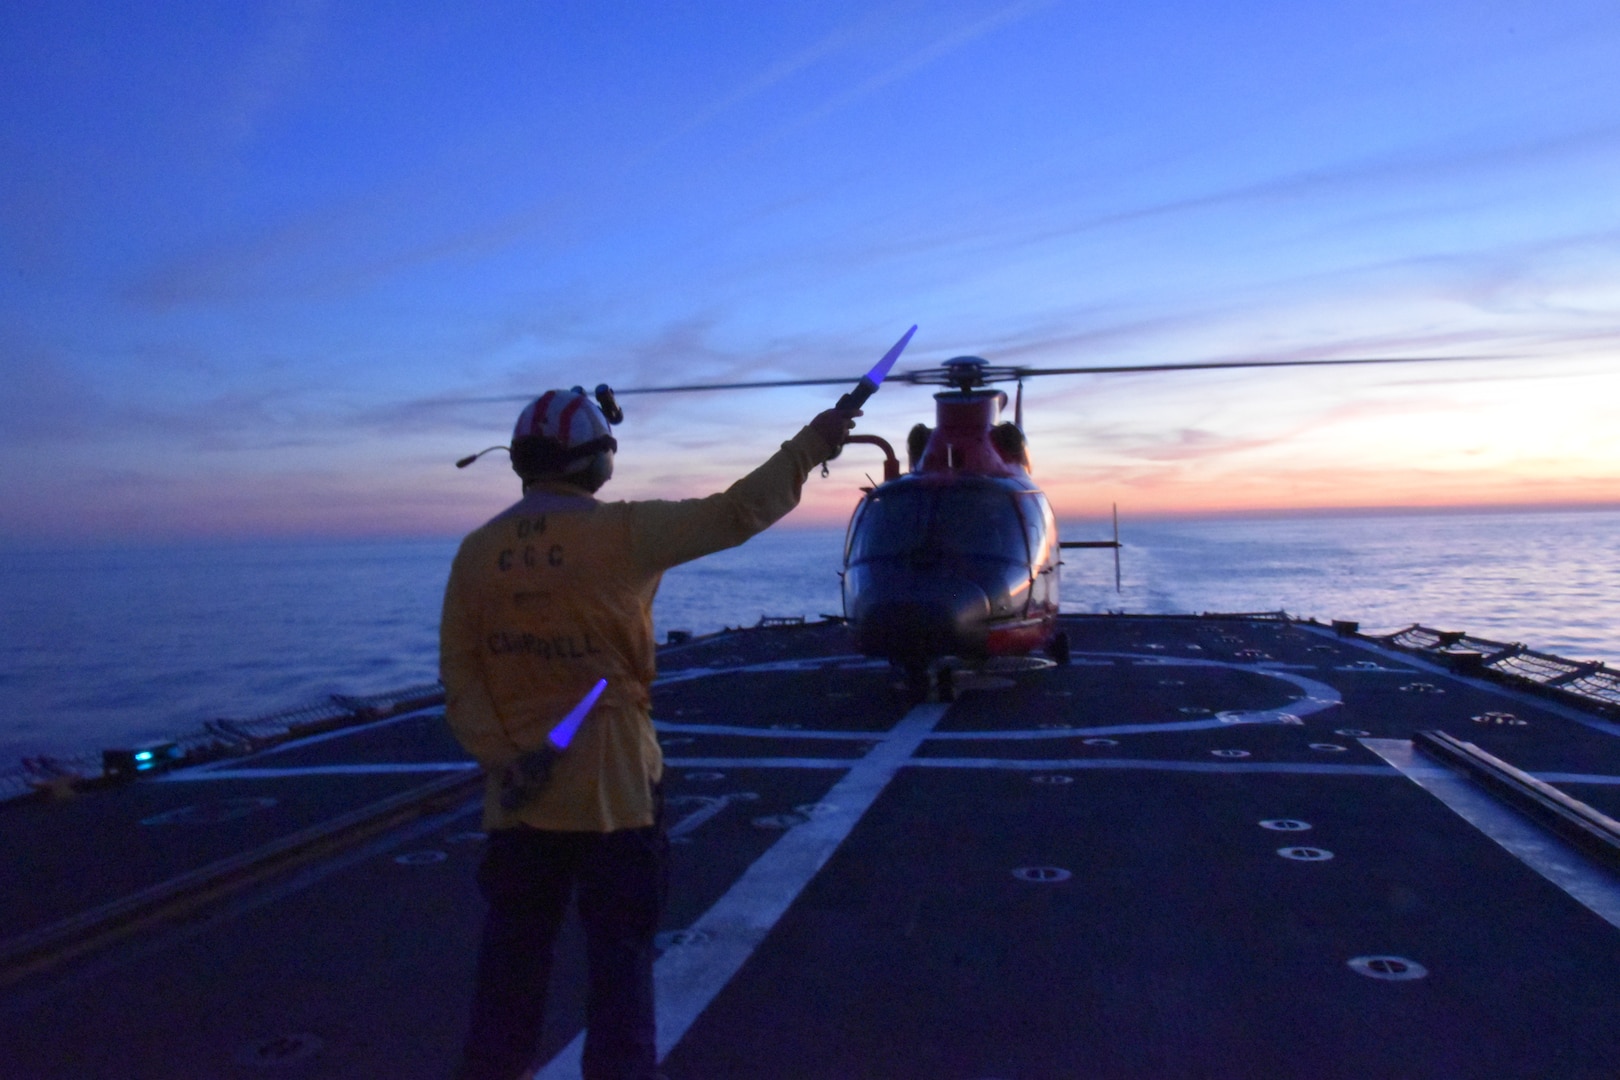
(836, 325), (917, 411)
(548, 678), (608, 750)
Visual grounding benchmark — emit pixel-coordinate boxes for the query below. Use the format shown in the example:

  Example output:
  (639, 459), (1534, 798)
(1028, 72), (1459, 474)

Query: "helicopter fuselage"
(840, 389), (1060, 668)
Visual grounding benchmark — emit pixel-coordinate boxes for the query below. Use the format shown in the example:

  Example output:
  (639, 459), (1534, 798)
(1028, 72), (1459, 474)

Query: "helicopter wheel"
(1048, 630), (1072, 667)
(903, 661), (930, 702)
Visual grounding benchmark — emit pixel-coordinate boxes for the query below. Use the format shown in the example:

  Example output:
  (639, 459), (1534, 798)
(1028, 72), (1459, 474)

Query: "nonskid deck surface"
(4, 616), (1620, 1078)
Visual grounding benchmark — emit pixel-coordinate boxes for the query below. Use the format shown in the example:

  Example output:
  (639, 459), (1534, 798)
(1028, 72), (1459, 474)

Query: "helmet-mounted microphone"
(456, 446), (510, 469)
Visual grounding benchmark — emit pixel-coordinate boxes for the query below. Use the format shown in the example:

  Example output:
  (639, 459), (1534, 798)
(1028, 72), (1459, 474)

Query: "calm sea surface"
(2, 508), (1616, 763)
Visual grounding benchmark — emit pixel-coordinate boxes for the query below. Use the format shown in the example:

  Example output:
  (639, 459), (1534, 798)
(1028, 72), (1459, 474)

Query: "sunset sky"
(4, 1), (1618, 542)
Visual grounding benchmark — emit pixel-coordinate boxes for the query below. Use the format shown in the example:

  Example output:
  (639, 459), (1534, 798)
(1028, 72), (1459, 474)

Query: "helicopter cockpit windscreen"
(847, 479), (1029, 565)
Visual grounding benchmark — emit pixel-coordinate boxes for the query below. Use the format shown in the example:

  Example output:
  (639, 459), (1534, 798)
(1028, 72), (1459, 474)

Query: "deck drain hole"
(444, 831), (487, 844)
(237, 1033), (324, 1067)
(794, 802), (839, 818)
(1012, 866), (1072, 883)
(142, 797), (279, 826)
(394, 850), (448, 865)
(1157, 679), (1185, 687)
(1335, 728), (1371, 737)
(1178, 706), (1212, 716)
(752, 813), (809, 829)
(685, 771), (725, 782)
(659, 736), (695, 746)
(1031, 774), (1074, 785)
(1472, 712), (1526, 726)
(1347, 955), (1427, 980)
(1211, 749), (1250, 758)
(1277, 847), (1334, 861)
(1082, 737), (1118, 747)
(1260, 819), (1312, 832)
(655, 929), (712, 949)
(1309, 743), (1347, 752)
(769, 722), (803, 730)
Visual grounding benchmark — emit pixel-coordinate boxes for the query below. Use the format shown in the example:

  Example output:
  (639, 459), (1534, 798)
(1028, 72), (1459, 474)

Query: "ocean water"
(2, 508), (1617, 764)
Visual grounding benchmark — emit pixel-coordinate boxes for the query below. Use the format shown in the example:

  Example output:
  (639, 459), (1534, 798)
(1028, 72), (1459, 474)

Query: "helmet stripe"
(556, 393), (587, 443)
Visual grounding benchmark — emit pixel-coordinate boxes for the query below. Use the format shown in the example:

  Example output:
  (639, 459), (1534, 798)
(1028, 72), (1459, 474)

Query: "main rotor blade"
(613, 375), (863, 395)
(1006, 354), (1511, 378)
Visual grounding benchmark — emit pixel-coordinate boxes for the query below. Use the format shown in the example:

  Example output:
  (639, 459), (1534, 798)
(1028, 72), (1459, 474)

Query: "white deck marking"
(913, 758), (1394, 776)
(180, 706), (444, 771)
(656, 722), (879, 739)
(159, 762), (477, 780)
(1362, 738), (1620, 931)
(533, 703), (951, 1078)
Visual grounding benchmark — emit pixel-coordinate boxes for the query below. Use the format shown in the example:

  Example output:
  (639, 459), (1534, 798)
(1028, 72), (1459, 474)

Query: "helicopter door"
(1020, 492), (1059, 612)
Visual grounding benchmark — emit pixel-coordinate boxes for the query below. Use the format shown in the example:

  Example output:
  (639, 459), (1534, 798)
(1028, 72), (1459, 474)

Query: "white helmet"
(510, 387), (617, 491)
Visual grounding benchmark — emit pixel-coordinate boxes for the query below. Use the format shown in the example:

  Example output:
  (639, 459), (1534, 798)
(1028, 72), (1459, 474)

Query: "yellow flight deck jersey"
(441, 424), (835, 833)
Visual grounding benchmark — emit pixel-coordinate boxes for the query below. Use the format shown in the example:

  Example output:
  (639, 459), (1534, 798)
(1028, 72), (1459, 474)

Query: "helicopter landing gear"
(901, 660), (958, 703)
(1048, 630), (1072, 667)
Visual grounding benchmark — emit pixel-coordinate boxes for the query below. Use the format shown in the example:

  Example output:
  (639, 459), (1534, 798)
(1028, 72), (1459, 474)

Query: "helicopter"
(593, 332), (1496, 699)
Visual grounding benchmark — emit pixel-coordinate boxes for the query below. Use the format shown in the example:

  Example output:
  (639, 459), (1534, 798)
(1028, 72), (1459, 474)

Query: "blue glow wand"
(500, 678), (608, 810)
(547, 677), (607, 750)
(836, 325), (916, 412)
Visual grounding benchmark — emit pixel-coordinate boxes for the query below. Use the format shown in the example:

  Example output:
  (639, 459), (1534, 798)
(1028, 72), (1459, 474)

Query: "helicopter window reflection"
(849, 482), (1030, 564)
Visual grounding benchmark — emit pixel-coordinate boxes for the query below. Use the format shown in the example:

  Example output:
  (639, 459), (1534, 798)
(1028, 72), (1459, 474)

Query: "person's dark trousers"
(455, 816), (669, 1080)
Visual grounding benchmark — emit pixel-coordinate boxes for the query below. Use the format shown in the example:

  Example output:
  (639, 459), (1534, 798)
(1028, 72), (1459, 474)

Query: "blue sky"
(3, 1), (1618, 541)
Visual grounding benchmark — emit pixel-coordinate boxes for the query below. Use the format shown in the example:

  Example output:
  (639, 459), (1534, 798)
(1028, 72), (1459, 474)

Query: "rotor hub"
(900, 357), (1024, 391)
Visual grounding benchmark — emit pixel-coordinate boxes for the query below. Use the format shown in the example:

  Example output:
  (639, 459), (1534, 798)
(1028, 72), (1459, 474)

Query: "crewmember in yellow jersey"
(443, 386), (856, 1080)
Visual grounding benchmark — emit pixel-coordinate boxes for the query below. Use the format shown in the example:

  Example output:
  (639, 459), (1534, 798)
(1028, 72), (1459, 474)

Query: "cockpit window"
(848, 482), (1029, 563)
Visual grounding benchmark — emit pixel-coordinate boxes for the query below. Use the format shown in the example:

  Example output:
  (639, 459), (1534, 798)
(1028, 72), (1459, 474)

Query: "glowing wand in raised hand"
(837, 325), (917, 412)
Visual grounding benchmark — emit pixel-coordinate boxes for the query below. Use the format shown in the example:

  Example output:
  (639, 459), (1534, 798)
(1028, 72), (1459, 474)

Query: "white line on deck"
(1361, 738), (1620, 932)
(159, 762), (477, 780)
(656, 722), (879, 739)
(913, 758), (1396, 776)
(534, 702), (952, 1079)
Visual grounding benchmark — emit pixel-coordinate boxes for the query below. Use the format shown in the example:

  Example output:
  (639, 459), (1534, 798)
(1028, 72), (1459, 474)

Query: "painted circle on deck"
(1277, 846), (1334, 861)
(1012, 866), (1072, 883)
(1472, 712), (1526, 726)
(659, 736), (695, 746)
(684, 771), (725, 781)
(141, 796), (279, 826)
(752, 812), (809, 829)
(1309, 743), (1348, 752)
(394, 850), (448, 865)
(1347, 955), (1428, 980)
(794, 802), (839, 818)
(655, 929), (712, 949)
(1211, 749), (1250, 758)
(1335, 728), (1371, 737)
(1082, 737), (1118, 747)
(1031, 774), (1074, 785)
(236, 1033), (325, 1067)
(1260, 819), (1312, 832)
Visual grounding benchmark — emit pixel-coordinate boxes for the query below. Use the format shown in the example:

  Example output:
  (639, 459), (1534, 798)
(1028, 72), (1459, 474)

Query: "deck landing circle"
(1277, 846), (1334, 861)
(1347, 955), (1428, 980)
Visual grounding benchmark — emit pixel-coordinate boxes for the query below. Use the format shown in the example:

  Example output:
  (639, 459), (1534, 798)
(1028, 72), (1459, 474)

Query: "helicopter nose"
(852, 576), (992, 660)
